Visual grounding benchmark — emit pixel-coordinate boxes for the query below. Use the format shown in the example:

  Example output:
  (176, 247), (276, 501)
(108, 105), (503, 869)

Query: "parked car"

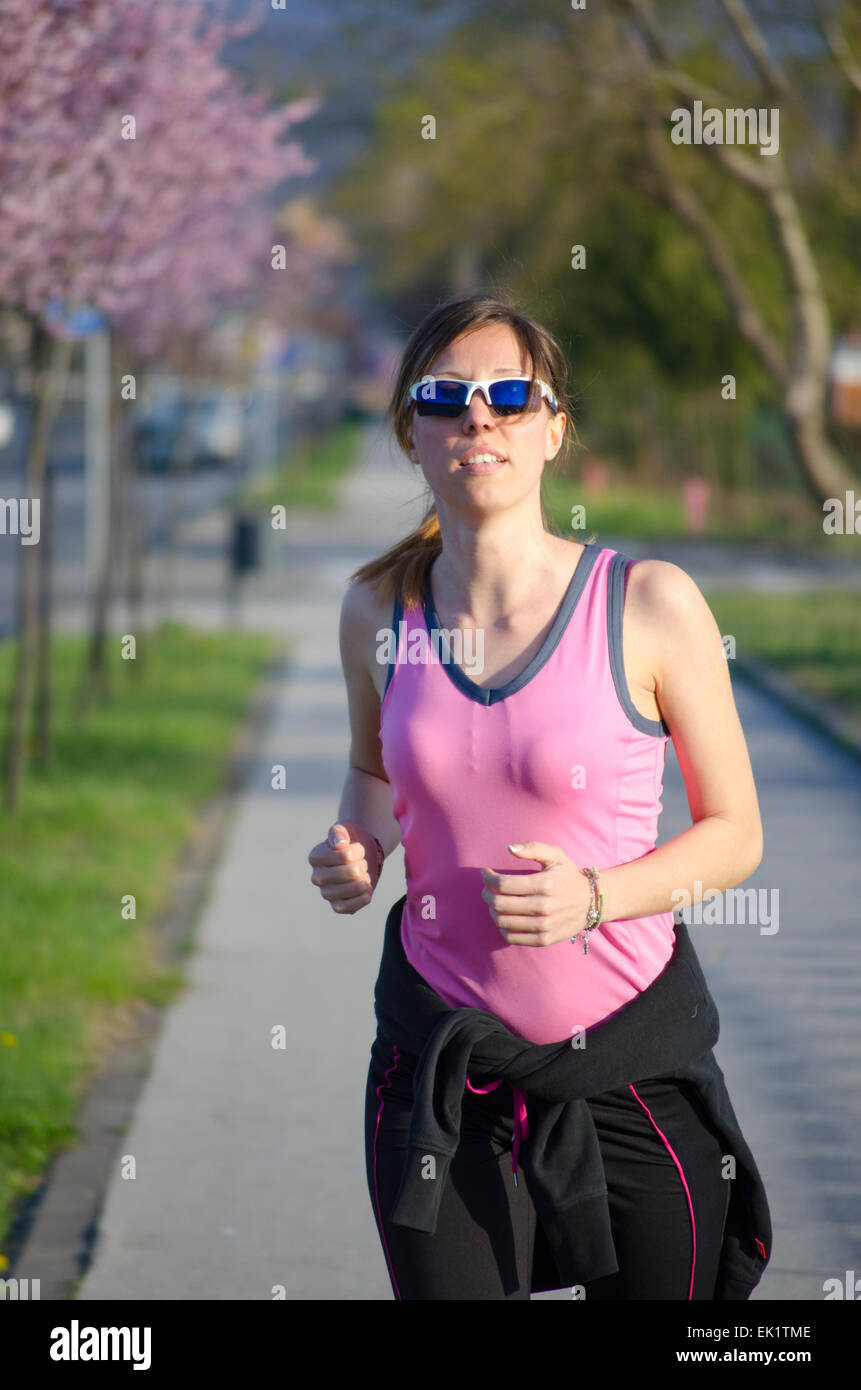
(132, 397), (183, 473)
(132, 388), (243, 473)
(186, 392), (243, 468)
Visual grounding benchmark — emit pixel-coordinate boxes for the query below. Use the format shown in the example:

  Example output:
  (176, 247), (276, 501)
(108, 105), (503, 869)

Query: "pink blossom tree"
(0, 0), (323, 808)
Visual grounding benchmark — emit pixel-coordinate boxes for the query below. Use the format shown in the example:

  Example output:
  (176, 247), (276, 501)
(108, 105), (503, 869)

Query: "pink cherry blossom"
(0, 0), (329, 355)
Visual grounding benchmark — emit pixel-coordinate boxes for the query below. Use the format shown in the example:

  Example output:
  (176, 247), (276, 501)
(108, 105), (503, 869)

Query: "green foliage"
(329, 0), (861, 487)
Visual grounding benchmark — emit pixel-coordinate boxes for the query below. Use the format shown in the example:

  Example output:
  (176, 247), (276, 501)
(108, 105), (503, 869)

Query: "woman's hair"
(349, 293), (590, 610)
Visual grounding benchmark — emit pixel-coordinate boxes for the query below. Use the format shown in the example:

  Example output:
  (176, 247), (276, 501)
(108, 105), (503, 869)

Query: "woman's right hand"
(307, 821), (380, 914)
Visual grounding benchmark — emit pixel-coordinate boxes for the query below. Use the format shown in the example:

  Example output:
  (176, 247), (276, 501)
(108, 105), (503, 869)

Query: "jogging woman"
(306, 295), (769, 1301)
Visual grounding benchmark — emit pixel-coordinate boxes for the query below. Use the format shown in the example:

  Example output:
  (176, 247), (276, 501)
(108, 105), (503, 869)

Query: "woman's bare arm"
(306, 579), (403, 915)
(597, 559), (764, 924)
(335, 577), (402, 856)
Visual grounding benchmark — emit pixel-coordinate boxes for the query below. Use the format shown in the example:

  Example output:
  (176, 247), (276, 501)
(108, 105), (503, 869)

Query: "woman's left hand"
(480, 842), (596, 946)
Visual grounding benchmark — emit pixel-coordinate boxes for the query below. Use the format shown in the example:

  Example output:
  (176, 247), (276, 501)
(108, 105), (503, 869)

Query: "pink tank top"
(379, 542), (676, 1045)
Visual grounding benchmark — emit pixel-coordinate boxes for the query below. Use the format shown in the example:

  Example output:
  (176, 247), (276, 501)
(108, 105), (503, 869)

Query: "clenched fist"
(307, 820), (380, 914)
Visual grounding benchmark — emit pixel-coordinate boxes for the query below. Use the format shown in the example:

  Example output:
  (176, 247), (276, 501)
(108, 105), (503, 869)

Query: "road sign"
(45, 300), (107, 337)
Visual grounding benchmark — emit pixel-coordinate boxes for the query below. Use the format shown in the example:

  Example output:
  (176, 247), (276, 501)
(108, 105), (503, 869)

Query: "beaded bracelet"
(571, 865), (604, 954)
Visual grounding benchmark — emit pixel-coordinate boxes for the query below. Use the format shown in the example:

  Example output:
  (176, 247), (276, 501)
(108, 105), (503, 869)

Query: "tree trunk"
(74, 332), (123, 717)
(124, 355), (146, 679)
(33, 337), (74, 764)
(157, 389), (196, 626)
(34, 456), (55, 764)
(623, 0), (858, 506)
(4, 322), (69, 810)
(786, 407), (855, 509)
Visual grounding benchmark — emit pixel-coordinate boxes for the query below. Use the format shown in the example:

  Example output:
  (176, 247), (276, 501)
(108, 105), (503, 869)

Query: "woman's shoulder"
(623, 556), (713, 628)
(621, 556), (728, 706)
(340, 575), (397, 652)
(342, 572), (393, 620)
(339, 576), (402, 703)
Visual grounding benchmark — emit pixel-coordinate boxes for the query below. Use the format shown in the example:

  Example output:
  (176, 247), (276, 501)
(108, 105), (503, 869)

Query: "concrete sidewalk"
(16, 417), (860, 1300)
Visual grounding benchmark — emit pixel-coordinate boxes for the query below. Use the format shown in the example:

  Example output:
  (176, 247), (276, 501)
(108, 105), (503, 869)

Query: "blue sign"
(45, 300), (107, 336)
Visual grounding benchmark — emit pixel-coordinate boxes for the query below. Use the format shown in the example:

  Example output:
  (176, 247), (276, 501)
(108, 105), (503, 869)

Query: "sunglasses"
(408, 375), (559, 418)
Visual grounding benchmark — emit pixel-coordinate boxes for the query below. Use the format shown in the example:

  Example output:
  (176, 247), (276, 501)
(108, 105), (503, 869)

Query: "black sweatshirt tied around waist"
(372, 893), (771, 1300)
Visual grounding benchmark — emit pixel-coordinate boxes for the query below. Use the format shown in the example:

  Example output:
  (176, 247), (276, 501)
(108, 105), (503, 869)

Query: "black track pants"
(364, 1031), (731, 1301)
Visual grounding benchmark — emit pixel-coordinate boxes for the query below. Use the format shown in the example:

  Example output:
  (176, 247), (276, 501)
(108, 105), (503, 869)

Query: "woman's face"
(407, 322), (567, 514)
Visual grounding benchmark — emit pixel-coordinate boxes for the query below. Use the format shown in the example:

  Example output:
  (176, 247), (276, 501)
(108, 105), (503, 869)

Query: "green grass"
(701, 589), (861, 735)
(543, 473), (860, 549)
(0, 622), (280, 1259)
(542, 470), (860, 722)
(240, 417), (364, 511)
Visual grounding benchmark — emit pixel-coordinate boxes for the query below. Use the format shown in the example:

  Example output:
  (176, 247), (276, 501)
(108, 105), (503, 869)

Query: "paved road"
(19, 417), (858, 1300)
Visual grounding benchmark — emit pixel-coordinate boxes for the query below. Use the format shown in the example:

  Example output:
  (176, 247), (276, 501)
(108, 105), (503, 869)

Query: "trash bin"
(230, 511), (260, 575)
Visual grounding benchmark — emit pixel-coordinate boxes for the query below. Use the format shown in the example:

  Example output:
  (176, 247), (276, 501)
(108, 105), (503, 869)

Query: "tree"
(332, 0), (861, 503)
(616, 0), (857, 502)
(0, 0), (321, 808)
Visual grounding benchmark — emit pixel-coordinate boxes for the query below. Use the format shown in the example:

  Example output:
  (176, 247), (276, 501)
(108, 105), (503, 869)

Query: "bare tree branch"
(655, 66), (782, 188)
(720, 0), (792, 97)
(815, 0), (861, 97)
(654, 66), (732, 109)
(620, 3), (782, 189)
(619, 0), (673, 64)
(619, 0), (826, 378)
(615, 0), (855, 498)
(708, 139), (781, 188)
(641, 113), (787, 383)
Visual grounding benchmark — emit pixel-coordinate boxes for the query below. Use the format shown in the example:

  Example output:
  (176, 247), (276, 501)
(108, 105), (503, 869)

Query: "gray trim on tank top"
(384, 542), (602, 708)
(384, 544), (670, 734)
(607, 550), (670, 737)
(383, 593), (403, 699)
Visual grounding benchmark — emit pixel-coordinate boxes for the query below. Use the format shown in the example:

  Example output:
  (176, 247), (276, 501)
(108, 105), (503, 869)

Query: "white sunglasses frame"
(408, 374), (559, 414)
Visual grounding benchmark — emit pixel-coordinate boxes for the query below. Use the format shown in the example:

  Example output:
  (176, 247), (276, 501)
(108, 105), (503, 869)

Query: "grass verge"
(543, 473), (859, 550)
(240, 417), (365, 511)
(702, 589), (861, 738)
(0, 621), (280, 1258)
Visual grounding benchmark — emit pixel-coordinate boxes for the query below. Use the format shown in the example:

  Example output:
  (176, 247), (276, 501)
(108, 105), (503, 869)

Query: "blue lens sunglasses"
(408, 375), (559, 418)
